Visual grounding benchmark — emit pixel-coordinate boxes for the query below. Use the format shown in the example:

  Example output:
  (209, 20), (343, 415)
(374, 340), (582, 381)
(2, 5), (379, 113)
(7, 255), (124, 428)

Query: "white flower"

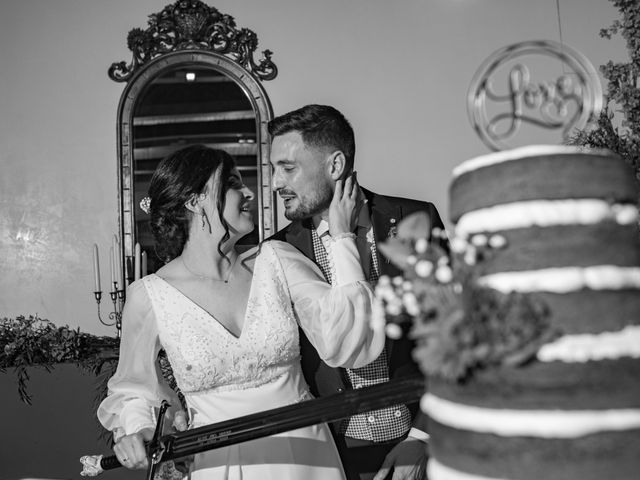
(464, 245), (477, 265)
(450, 236), (468, 254)
(392, 276), (404, 286)
(403, 292), (420, 316)
(613, 205), (639, 225)
(375, 283), (393, 302)
(435, 265), (453, 283)
(385, 323), (403, 339)
(415, 260), (434, 278)
(406, 255), (417, 265)
(471, 234), (488, 247)
(488, 234), (507, 249)
(415, 238), (429, 253)
(386, 301), (403, 316)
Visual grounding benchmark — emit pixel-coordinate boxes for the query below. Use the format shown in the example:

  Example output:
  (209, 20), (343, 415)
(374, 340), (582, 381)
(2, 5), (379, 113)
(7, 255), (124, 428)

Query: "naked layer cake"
(423, 145), (640, 480)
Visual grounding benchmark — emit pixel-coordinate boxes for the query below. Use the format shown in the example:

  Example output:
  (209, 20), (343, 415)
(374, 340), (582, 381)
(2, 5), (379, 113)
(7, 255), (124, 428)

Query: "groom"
(268, 104), (446, 480)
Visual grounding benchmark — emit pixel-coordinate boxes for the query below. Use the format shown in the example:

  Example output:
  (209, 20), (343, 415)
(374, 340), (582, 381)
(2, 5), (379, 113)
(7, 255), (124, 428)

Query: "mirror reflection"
(132, 66), (261, 274)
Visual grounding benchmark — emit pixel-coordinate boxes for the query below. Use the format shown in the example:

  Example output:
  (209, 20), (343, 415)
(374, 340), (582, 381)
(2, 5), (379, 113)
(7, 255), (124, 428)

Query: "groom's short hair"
(268, 104), (355, 172)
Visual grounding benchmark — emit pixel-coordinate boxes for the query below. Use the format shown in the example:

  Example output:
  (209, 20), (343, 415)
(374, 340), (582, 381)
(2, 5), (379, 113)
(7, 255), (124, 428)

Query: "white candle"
(92, 244), (101, 292)
(109, 246), (116, 288)
(113, 234), (123, 290)
(134, 243), (141, 281)
(141, 251), (147, 277)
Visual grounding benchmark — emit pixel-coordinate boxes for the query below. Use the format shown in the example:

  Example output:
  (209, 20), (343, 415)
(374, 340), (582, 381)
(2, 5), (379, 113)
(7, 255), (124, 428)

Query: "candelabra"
(94, 282), (125, 338)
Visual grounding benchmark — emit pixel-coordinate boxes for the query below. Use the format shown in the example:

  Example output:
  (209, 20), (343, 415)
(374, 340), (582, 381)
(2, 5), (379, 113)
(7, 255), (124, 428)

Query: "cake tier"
(427, 358), (640, 410)
(427, 422), (640, 480)
(474, 288), (640, 335)
(474, 223), (640, 274)
(449, 149), (638, 223)
(435, 145), (640, 480)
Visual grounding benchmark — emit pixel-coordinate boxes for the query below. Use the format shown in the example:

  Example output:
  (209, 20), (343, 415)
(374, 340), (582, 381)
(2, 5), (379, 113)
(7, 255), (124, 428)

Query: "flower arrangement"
(373, 212), (559, 383)
(0, 315), (118, 404)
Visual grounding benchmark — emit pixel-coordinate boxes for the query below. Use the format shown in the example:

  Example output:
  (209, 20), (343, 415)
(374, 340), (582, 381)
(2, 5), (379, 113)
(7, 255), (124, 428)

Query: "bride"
(97, 145), (384, 479)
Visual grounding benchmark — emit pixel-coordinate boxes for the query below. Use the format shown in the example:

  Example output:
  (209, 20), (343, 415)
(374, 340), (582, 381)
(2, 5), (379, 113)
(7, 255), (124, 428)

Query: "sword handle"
(80, 400), (171, 477)
(100, 455), (122, 470)
(79, 454), (121, 476)
(145, 400), (171, 480)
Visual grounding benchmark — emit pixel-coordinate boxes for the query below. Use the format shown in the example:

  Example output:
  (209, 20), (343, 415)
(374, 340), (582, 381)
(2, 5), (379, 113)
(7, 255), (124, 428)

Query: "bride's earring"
(202, 210), (212, 234)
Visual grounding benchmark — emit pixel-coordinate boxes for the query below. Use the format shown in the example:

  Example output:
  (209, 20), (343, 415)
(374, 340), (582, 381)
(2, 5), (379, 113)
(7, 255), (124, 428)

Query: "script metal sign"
(467, 40), (603, 151)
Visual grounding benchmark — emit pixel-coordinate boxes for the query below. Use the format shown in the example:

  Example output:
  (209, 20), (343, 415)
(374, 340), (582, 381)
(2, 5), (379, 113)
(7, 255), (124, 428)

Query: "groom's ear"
(327, 151), (346, 181)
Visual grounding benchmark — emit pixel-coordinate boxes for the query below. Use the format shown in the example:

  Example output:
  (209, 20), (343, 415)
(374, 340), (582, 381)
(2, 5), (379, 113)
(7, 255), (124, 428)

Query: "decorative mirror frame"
(110, 0), (278, 283)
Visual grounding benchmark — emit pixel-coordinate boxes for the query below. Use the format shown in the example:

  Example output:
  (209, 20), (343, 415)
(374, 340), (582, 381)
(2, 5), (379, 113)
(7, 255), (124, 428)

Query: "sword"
(80, 375), (424, 476)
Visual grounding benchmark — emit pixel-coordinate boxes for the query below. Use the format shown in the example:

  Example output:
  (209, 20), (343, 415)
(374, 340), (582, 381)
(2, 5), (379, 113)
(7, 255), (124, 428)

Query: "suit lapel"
(284, 219), (316, 262)
(366, 189), (402, 279)
(365, 190), (403, 359)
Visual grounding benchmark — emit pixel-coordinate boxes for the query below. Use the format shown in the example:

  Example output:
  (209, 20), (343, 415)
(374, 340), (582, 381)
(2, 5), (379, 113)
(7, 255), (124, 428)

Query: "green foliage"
(409, 282), (556, 382)
(375, 213), (558, 383)
(0, 315), (118, 404)
(569, 0), (640, 179)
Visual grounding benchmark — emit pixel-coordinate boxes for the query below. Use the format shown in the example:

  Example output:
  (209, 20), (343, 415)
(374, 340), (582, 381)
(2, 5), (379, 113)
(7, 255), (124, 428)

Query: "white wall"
(0, 0), (626, 335)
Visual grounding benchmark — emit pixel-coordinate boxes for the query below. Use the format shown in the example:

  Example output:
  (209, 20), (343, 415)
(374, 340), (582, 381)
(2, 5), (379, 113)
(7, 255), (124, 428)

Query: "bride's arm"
(97, 280), (181, 441)
(268, 239), (385, 369)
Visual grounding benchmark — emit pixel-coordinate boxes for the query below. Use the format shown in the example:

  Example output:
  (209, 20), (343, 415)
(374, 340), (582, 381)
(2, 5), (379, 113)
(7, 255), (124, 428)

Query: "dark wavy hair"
(268, 104), (356, 173)
(148, 145), (235, 263)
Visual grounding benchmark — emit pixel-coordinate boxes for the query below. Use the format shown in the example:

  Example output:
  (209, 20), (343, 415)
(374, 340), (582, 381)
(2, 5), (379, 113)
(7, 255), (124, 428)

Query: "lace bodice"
(97, 239), (384, 438)
(144, 245), (300, 394)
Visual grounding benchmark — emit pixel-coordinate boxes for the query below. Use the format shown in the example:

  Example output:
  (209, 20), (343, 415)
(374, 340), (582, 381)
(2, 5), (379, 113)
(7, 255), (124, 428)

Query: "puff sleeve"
(266, 240), (384, 369)
(96, 279), (181, 440)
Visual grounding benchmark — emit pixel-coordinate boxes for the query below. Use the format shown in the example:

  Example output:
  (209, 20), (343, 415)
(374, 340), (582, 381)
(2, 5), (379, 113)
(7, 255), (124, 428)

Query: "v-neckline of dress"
(151, 273), (253, 340)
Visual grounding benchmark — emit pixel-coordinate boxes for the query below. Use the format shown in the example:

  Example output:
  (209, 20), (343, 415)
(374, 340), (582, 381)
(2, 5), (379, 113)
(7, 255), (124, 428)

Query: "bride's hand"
(329, 172), (360, 237)
(113, 427), (154, 470)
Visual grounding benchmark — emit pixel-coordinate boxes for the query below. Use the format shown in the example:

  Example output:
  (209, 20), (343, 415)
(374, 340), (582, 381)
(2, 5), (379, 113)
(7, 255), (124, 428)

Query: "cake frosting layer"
(428, 423), (640, 480)
(427, 358), (640, 410)
(455, 199), (638, 238)
(422, 393), (640, 437)
(478, 265), (640, 293)
(428, 459), (500, 480)
(450, 151), (638, 222)
(537, 325), (640, 362)
(472, 223), (640, 274)
(452, 145), (609, 178)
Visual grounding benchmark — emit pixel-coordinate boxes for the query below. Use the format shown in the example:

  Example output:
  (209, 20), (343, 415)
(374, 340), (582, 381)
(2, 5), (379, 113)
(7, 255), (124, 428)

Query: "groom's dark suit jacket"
(270, 188), (446, 477)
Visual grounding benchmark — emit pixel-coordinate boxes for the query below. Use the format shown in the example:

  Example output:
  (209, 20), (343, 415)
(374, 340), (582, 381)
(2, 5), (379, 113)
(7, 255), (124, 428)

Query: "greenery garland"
(0, 315), (187, 420)
(569, 0), (640, 180)
(0, 315), (119, 404)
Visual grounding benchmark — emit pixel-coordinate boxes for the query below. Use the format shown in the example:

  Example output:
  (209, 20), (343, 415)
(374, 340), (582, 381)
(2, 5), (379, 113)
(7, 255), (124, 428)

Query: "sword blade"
(96, 375), (424, 471)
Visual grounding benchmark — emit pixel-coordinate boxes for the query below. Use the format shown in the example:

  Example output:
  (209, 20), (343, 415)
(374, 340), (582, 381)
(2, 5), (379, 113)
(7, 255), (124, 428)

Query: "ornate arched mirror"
(111, 0), (277, 281)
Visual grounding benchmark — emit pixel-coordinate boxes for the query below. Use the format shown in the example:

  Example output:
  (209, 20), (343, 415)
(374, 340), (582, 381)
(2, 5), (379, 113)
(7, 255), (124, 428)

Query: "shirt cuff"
(326, 236), (366, 285)
(407, 427), (430, 443)
(120, 398), (155, 436)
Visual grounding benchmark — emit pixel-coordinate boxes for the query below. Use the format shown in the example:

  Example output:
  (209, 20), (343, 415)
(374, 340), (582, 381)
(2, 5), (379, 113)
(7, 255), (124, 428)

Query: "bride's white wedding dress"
(98, 239), (384, 480)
